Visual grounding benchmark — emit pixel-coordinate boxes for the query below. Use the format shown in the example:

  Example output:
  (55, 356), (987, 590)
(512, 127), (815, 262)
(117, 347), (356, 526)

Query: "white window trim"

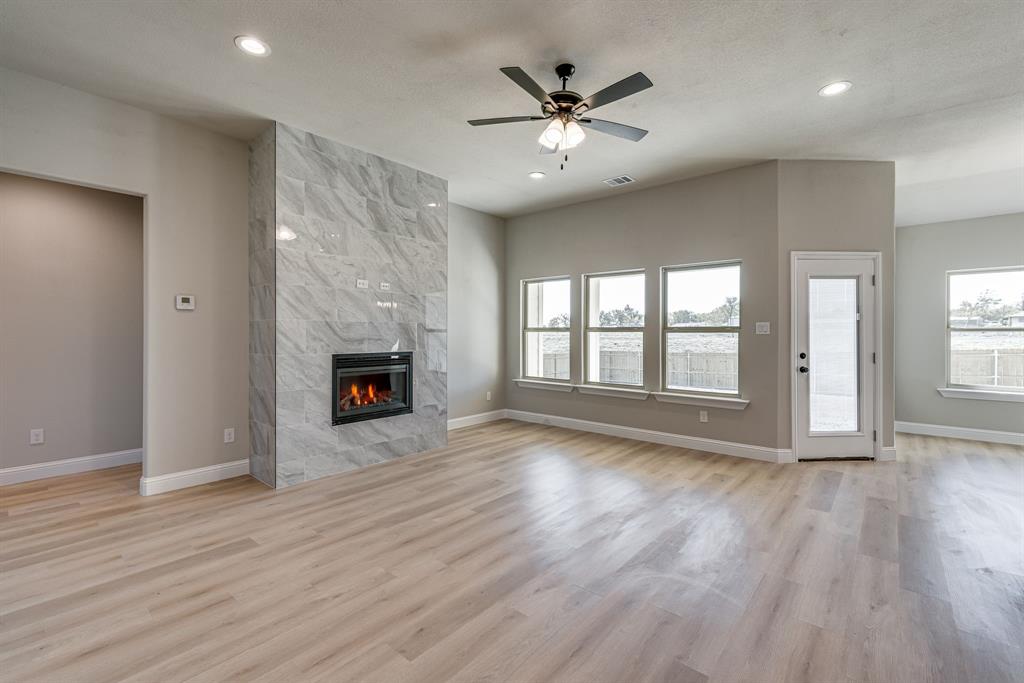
(660, 260), (742, 397)
(945, 265), (1024, 394)
(936, 387), (1024, 403)
(574, 384), (650, 400)
(651, 391), (749, 410)
(514, 378), (575, 392)
(520, 275), (572, 384)
(581, 268), (647, 389)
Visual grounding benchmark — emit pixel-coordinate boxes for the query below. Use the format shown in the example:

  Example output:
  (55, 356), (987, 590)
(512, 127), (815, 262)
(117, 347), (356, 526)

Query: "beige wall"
(777, 160), (896, 448)
(504, 160), (896, 451)
(896, 213), (1024, 432)
(0, 68), (250, 478)
(0, 173), (143, 468)
(506, 162), (782, 447)
(448, 204), (506, 419)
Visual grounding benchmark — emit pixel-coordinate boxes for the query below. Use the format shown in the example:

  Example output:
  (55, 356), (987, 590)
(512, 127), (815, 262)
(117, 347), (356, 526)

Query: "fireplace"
(332, 352), (413, 425)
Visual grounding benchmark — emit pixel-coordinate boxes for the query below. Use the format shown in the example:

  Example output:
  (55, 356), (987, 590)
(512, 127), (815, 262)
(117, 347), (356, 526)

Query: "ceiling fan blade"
(575, 72), (653, 113)
(539, 144), (557, 155)
(467, 116), (547, 126)
(500, 67), (555, 106)
(578, 118), (649, 142)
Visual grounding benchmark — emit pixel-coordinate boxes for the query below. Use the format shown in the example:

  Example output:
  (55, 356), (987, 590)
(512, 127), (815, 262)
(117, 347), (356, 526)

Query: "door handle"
(798, 366), (809, 373)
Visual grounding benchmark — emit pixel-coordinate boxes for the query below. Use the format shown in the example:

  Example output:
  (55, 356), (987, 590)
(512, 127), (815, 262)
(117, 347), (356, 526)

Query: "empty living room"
(1, 1), (1022, 682)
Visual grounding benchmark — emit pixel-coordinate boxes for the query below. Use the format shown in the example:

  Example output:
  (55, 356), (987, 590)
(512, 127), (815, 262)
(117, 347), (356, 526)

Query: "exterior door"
(793, 255), (877, 459)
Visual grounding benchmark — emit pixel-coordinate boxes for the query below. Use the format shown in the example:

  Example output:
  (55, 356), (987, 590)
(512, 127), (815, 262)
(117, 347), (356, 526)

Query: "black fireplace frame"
(331, 352), (414, 425)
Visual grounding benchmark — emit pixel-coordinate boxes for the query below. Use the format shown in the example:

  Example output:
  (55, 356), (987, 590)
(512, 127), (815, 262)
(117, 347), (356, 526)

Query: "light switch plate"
(30, 428), (45, 445)
(698, 410), (709, 423)
(755, 322), (771, 335)
(175, 294), (196, 311)
(356, 278), (369, 289)
(379, 282), (391, 291)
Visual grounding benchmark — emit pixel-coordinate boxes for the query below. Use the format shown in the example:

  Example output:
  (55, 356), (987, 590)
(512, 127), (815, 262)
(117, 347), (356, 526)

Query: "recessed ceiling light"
(235, 35), (270, 56)
(275, 224), (297, 241)
(528, 171), (546, 179)
(818, 81), (852, 97)
(426, 202), (439, 208)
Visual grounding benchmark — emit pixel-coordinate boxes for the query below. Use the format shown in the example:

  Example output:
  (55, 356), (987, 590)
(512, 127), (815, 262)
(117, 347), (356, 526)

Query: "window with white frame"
(947, 267), (1024, 391)
(663, 262), (741, 393)
(522, 277), (571, 381)
(584, 271), (645, 386)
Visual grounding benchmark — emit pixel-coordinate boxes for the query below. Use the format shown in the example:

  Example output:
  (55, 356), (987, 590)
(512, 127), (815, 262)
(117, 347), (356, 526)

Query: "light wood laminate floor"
(1, 421), (1022, 682)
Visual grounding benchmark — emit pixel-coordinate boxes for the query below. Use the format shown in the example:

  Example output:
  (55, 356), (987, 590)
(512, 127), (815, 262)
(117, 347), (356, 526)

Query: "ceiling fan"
(468, 63), (653, 158)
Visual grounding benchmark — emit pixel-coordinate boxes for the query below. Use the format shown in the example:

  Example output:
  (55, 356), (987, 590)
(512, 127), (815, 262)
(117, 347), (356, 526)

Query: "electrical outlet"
(29, 428), (45, 445)
(699, 410), (709, 423)
(486, 391), (492, 401)
(223, 427), (235, 444)
(356, 278), (369, 289)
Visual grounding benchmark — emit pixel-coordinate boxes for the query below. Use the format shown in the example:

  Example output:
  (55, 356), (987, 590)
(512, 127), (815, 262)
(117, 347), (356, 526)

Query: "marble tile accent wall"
(248, 125), (276, 487)
(249, 122), (447, 488)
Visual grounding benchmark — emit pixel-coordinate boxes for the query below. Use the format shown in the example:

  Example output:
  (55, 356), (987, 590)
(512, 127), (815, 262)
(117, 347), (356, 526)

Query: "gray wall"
(0, 172), (142, 468)
(448, 204), (506, 419)
(896, 213), (1024, 432)
(249, 123), (448, 487)
(506, 162), (782, 447)
(504, 160), (896, 451)
(777, 160), (896, 448)
(1, 67), (250, 479)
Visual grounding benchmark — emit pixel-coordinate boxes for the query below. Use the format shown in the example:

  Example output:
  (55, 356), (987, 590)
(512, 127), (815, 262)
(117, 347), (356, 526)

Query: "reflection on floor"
(1, 421), (1021, 682)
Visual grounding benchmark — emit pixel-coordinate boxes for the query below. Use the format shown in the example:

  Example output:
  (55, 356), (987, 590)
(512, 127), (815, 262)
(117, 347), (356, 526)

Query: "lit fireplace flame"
(340, 381), (393, 411)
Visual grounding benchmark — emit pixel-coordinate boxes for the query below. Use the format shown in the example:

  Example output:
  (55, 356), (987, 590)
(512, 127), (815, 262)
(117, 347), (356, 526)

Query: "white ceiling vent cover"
(603, 175), (635, 187)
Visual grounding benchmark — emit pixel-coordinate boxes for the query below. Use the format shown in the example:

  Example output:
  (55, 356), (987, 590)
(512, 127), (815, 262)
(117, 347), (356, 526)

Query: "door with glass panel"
(793, 255), (876, 459)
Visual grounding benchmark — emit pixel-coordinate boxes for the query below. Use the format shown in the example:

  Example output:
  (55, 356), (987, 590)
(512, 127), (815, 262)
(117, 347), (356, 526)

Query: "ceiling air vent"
(603, 175), (635, 187)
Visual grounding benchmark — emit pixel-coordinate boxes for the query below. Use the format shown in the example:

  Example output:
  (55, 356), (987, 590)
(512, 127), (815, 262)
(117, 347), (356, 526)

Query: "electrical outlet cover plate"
(223, 428), (235, 443)
(30, 428), (45, 445)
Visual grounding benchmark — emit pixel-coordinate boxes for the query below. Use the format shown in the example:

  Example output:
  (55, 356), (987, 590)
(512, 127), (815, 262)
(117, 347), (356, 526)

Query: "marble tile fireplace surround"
(249, 123), (448, 488)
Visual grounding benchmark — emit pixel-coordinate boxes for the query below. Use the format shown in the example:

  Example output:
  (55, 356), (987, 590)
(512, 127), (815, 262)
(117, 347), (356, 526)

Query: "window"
(584, 271), (645, 386)
(663, 262), (740, 393)
(522, 277), (571, 381)
(947, 267), (1024, 391)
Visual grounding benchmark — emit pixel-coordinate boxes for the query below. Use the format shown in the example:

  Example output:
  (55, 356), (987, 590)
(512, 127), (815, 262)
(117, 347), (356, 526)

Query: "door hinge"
(871, 274), (876, 286)
(873, 430), (877, 442)
(872, 352), (876, 364)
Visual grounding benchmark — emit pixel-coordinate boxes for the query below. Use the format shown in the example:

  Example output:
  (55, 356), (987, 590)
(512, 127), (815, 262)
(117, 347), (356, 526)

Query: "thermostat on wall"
(175, 294), (196, 311)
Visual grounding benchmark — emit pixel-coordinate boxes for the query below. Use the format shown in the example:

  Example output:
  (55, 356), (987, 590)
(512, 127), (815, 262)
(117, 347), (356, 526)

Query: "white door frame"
(790, 251), (883, 460)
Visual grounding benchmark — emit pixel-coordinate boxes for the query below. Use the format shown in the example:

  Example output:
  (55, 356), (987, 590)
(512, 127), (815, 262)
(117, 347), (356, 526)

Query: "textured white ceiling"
(1, 0), (1021, 222)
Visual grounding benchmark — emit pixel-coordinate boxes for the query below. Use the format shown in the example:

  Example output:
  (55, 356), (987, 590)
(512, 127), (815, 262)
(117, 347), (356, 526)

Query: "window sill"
(651, 391), (750, 410)
(514, 378), (574, 393)
(574, 384), (651, 400)
(936, 387), (1024, 403)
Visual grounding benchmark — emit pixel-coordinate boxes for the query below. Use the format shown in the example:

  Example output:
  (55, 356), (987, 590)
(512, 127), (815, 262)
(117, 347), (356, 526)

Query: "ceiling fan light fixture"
(563, 120), (586, 149)
(539, 119), (564, 149)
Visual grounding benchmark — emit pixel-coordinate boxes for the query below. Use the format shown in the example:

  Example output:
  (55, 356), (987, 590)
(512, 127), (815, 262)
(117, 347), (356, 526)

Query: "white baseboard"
(505, 409), (793, 463)
(0, 448), (142, 486)
(895, 421), (1024, 446)
(447, 409), (508, 430)
(139, 459), (250, 496)
(878, 446), (897, 462)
